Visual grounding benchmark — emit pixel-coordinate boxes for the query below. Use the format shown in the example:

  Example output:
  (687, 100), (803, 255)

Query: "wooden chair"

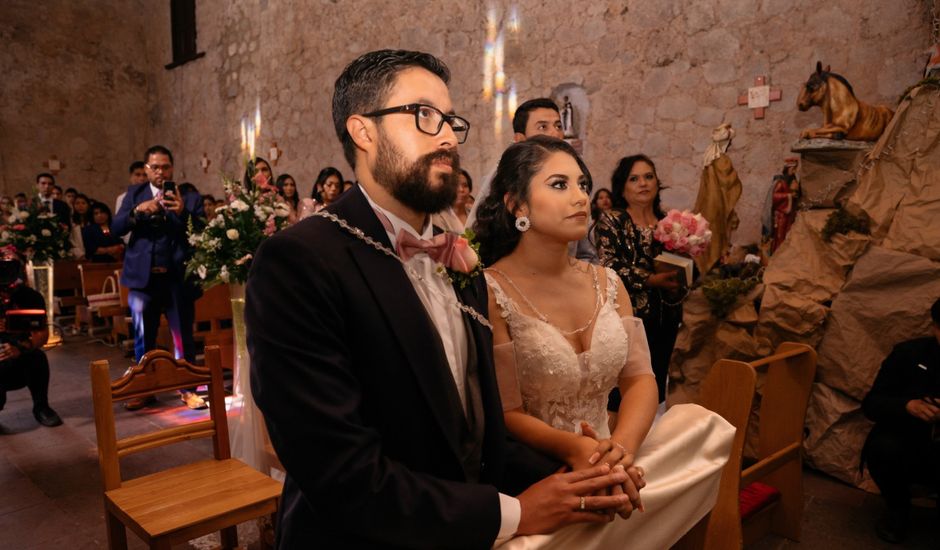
(192, 283), (235, 370)
(77, 261), (124, 339)
(90, 346), (282, 549)
(52, 259), (84, 324)
(674, 342), (817, 549)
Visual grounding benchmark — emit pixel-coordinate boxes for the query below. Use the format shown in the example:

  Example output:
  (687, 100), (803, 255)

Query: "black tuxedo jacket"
(247, 186), (555, 549)
(32, 196), (71, 228)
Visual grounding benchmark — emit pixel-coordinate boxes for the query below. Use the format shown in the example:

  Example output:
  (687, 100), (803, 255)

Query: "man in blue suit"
(113, 145), (206, 410)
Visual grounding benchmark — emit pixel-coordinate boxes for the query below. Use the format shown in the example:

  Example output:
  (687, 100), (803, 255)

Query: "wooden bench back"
(90, 347), (230, 491)
(684, 342), (816, 550)
(78, 261), (123, 296)
(53, 259), (83, 292)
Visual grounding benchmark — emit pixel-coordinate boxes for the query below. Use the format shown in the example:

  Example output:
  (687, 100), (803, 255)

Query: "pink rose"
(447, 237), (479, 274)
(263, 216), (277, 236)
(12, 224), (25, 231)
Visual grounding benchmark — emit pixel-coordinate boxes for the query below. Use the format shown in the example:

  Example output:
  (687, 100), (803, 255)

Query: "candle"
(248, 121), (256, 161)
(241, 117), (248, 154)
(509, 5), (520, 33)
(508, 84), (517, 119)
(494, 91), (504, 138)
(254, 98), (262, 138)
(483, 44), (494, 100)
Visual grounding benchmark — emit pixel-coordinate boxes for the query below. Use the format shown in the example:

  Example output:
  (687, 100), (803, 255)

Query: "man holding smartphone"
(113, 145), (206, 410)
(861, 297), (940, 543)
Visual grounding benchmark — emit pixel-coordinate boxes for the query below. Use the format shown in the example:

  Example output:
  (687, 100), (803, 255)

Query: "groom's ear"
(347, 115), (376, 158)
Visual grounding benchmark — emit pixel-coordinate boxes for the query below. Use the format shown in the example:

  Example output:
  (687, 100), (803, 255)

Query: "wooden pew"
(674, 342), (817, 549)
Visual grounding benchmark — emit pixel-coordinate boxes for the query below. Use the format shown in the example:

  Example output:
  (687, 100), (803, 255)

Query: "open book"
(654, 251), (693, 288)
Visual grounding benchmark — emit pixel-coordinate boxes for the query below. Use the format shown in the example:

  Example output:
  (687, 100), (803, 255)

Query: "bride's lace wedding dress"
(486, 266), (734, 550)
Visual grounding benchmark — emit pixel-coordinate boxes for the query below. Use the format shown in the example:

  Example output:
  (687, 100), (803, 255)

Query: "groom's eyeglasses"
(362, 103), (470, 144)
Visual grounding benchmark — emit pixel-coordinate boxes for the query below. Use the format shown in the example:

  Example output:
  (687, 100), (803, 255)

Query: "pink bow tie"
(396, 229), (458, 264)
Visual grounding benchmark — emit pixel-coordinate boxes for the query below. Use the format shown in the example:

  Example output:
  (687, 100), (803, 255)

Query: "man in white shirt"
(247, 49), (630, 549)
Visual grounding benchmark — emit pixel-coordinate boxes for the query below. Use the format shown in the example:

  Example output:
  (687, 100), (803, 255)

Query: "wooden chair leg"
(105, 509), (128, 550)
(220, 525), (238, 549)
(260, 511), (277, 550)
(767, 460), (803, 541)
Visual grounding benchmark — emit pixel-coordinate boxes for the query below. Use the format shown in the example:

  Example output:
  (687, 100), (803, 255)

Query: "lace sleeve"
(619, 316), (654, 381)
(493, 342), (523, 410)
(594, 211), (650, 296)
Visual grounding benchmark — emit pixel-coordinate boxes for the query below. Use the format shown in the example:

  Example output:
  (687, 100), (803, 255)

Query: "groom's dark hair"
(333, 49), (451, 169)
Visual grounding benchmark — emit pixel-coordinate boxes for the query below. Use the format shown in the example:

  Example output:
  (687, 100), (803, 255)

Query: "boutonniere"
(437, 228), (483, 289)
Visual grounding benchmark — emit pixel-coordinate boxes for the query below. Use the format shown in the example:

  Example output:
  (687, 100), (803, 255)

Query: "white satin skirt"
(497, 404), (735, 550)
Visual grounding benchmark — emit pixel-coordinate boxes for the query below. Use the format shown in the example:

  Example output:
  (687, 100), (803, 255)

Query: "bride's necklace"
(487, 265), (601, 336)
(314, 210), (493, 329)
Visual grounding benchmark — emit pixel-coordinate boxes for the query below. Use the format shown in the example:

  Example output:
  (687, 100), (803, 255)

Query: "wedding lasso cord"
(314, 211), (494, 330)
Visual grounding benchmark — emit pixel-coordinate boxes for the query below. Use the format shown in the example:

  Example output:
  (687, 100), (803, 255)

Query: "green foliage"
(821, 208), (870, 242)
(701, 276), (759, 318)
(0, 205), (69, 263)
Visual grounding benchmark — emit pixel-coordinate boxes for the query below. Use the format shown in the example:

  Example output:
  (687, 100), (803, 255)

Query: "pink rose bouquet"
(653, 209), (712, 257)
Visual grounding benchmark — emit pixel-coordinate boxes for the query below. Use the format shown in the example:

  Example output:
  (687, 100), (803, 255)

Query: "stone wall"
(0, 0), (153, 203)
(3, 0), (933, 241)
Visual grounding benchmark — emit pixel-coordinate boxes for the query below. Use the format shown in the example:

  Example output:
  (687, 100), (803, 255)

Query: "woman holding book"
(594, 155), (681, 403)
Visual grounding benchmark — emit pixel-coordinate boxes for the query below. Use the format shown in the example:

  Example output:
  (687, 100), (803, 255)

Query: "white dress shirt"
(360, 187), (520, 543)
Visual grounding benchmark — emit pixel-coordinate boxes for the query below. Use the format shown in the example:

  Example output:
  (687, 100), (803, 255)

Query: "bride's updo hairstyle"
(473, 135), (592, 266)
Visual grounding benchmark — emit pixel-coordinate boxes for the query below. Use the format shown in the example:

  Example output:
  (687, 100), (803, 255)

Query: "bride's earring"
(515, 216), (531, 232)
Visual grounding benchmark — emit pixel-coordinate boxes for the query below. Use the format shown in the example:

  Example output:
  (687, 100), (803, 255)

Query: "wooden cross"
(42, 155), (64, 175)
(200, 153), (211, 173)
(737, 76), (782, 119)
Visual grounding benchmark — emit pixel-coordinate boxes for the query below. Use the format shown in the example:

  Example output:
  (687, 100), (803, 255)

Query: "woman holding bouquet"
(594, 155), (681, 402)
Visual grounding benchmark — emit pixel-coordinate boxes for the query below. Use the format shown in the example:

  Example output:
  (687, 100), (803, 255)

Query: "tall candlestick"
(248, 121), (256, 161)
(508, 84), (518, 119)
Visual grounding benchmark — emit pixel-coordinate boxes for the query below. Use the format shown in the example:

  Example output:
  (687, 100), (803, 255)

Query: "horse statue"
(797, 61), (894, 141)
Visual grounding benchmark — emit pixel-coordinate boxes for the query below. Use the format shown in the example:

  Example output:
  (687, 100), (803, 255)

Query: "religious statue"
(797, 61), (894, 141)
(560, 96), (576, 138)
(769, 158), (800, 254)
(693, 123), (742, 275)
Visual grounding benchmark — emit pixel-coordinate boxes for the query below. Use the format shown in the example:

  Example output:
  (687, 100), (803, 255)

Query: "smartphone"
(162, 181), (177, 197)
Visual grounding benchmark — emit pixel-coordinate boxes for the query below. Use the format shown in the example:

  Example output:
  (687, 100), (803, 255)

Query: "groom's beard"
(373, 138), (460, 215)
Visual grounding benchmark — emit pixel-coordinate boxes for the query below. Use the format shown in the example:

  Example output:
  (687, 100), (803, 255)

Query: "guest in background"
(275, 173), (300, 224)
(342, 180), (355, 193)
(113, 145), (206, 411)
(64, 188), (78, 211)
(71, 193), (92, 227)
(861, 297), (940, 544)
(14, 193), (28, 212)
(116, 161), (149, 215)
(34, 173), (71, 227)
(0, 196), (13, 217)
(591, 188), (614, 219)
(244, 157), (274, 190)
(432, 168), (472, 233)
(202, 194), (217, 220)
(595, 155), (681, 403)
(300, 166), (344, 219)
(51, 185), (63, 201)
(82, 202), (124, 263)
(467, 97), (566, 228)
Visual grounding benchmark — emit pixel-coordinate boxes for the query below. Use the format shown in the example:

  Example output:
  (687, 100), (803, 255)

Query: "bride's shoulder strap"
(604, 266), (620, 305)
(483, 269), (516, 315)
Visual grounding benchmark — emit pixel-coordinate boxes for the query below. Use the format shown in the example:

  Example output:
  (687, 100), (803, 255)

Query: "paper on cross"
(748, 85), (771, 109)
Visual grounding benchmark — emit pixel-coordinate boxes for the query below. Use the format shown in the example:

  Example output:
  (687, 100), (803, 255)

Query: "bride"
(473, 136), (733, 549)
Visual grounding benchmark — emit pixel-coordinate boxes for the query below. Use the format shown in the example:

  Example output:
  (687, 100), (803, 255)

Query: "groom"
(247, 50), (632, 548)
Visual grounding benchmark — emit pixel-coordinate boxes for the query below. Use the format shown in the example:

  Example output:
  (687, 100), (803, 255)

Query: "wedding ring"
(579, 496), (586, 511)
(614, 443), (627, 454)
